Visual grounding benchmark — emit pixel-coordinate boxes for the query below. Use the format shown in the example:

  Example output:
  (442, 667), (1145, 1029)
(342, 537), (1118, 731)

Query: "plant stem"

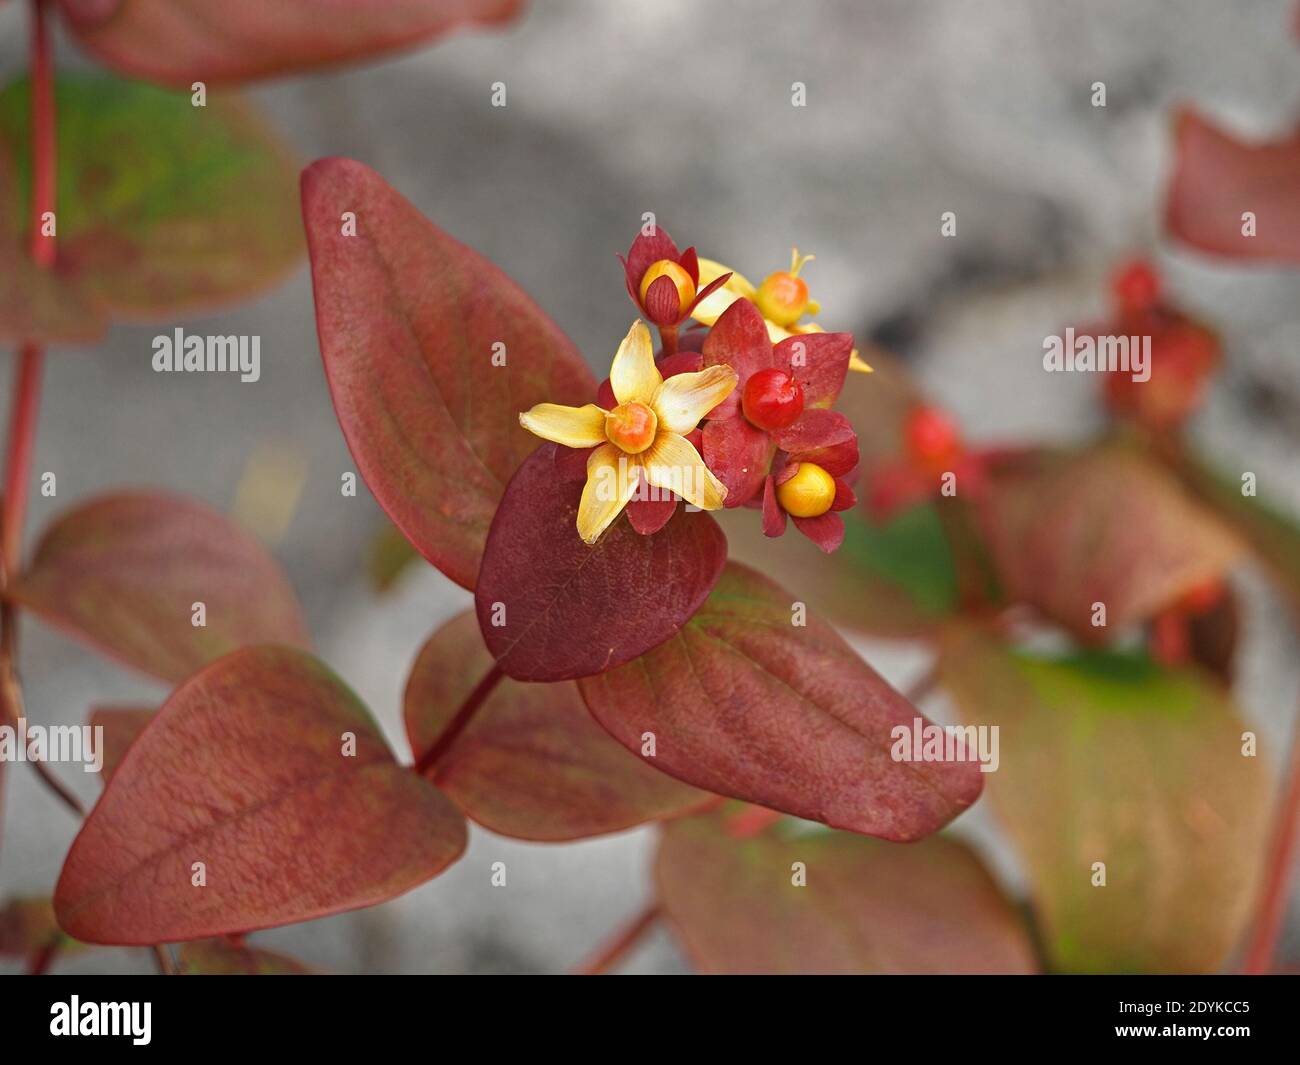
(412, 662), (504, 777)
(152, 944), (177, 976)
(659, 323), (678, 357)
(1241, 703), (1300, 974)
(574, 903), (661, 975)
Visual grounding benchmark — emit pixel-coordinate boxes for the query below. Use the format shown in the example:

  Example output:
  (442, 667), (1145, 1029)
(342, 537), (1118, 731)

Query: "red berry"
(742, 367), (805, 431)
(904, 405), (961, 470)
(1112, 258), (1161, 315)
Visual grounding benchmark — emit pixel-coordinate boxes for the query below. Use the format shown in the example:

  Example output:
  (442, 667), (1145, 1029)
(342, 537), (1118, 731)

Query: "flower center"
(605, 400), (658, 454)
(742, 367), (805, 431)
(638, 259), (696, 310)
(776, 462), (836, 518)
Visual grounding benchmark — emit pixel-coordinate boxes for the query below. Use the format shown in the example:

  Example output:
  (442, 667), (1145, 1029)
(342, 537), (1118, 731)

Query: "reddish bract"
(579, 562), (984, 840)
(302, 157), (595, 590)
(57, 0), (524, 87)
(55, 646), (467, 944)
(474, 444), (728, 682)
(405, 611), (709, 840)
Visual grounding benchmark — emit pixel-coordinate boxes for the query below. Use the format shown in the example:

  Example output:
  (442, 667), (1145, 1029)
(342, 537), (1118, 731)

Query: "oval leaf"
(405, 610), (709, 840)
(939, 627), (1272, 973)
(9, 492), (310, 684)
(59, 0), (523, 88)
(579, 561), (984, 840)
(302, 157), (596, 590)
(475, 444), (728, 682)
(178, 937), (314, 975)
(56, 646), (467, 944)
(1165, 107), (1300, 263)
(0, 74), (302, 318)
(976, 447), (1242, 641)
(657, 808), (1037, 974)
(1173, 446), (1300, 625)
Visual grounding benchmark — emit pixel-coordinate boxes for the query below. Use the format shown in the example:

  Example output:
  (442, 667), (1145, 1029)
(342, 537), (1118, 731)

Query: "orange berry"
(605, 401), (658, 454)
(776, 462), (836, 518)
(756, 271), (809, 327)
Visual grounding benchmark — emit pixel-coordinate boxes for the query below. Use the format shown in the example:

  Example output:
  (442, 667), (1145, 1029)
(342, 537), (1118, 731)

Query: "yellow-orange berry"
(638, 259), (695, 310)
(776, 462), (836, 518)
(605, 400), (658, 454)
(756, 271), (809, 327)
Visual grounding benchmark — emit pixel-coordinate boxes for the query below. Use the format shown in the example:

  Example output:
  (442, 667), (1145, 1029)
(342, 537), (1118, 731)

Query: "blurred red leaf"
(55, 646), (466, 944)
(474, 444), (728, 682)
(940, 627), (1271, 973)
(1165, 107), (1300, 263)
(8, 492), (310, 684)
(178, 937), (314, 975)
(1172, 446), (1300, 626)
(87, 705), (155, 783)
(656, 808), (1037, 974)
(302, 157), (595, 591)
(58, 0), (523, 87)
(0, 74), (302, 320)
(579, 561), (984, 841)
(976, 447), (1242, 642)
(405, 610), (710, 840)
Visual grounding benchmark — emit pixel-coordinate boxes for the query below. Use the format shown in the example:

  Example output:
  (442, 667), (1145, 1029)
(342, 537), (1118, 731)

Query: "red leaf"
(1165, 107), (1300, 263)
(475, 444), (728, 682)
(7, 492), (309, 684)
(302, 157), (595, 590)
(58, 0), (523, 87)
(579, 562), (984, 840)
(55, 646), (466, 944)
(657, 808), (1037, 974)
(405, 611), (709, 840)
(87, 705), (155, 783)
(178, 937), (314, 975)
(976, 447), (1243, 641)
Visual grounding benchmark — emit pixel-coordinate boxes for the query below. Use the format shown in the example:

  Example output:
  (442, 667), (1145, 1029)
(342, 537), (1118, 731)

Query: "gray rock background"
(1, 0), (1298, 974)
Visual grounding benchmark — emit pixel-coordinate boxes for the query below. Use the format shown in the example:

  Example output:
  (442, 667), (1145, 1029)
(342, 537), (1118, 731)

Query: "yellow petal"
(609, 320), (661, 405)
(518, 402), (608, 448)
(640, 432), (727, 511)
(848, 349), (874, 374)
(652, 364), (738, 435)
(691, 258), (757, 327)
(577, 443), (640, 544)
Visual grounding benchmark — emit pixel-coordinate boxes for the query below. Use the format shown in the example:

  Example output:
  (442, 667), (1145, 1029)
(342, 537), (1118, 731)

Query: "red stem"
(658, 323), (679, 357)
(412, 663), (504, 777)
(1241, 705), (1300, 974)
(2, 0), (54, 574)
(574, 903), (661, 975)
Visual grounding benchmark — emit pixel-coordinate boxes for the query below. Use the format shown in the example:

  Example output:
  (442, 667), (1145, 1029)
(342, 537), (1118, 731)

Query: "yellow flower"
(691, 249), (873, 374)
(519, 320), (737, 544)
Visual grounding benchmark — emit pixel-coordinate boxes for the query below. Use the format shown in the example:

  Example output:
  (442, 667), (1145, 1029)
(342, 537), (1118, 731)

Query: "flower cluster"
(1095, 258), (1221, 431)
(519, 226), (866, 551)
